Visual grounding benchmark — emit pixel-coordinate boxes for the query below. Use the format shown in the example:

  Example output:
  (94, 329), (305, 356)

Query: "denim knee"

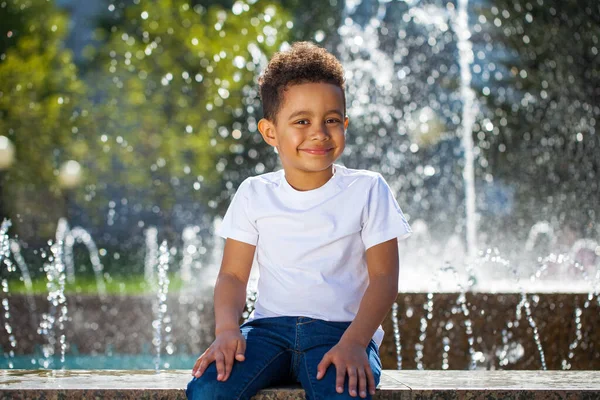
(186, 376), (237, 400)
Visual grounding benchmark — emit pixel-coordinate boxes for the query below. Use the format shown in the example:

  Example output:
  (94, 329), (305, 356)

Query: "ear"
(344, 116), (349, 131)
(258, 118), (278, 147)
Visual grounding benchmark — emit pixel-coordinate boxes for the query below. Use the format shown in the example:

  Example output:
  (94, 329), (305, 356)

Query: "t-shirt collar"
(279, 165), (342, 202)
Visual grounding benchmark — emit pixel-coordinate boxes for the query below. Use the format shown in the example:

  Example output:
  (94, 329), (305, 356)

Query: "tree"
(74, 0), (292, 250)
(0, 0), (92, 242)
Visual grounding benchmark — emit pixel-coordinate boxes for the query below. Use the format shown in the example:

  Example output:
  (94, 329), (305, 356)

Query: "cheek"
(336, 133), (346, 153)
(285, 131), (306, 146)
(333, 130), (346, 143)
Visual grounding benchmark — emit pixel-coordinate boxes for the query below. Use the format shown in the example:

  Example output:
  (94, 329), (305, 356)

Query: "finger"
(366, 365), (376, 396)
(192, 357), (202, 376)
(191, 350), (209, 376)
(335, 363), (346, 394)
(215, 351), (226, 381)
(347, 366), (358, 397)
(194, 353), (213, 377)
(196, 360), (207, 378)
(235, 338), (246, 362)
(223, 349), (235, 381)
(316, 353), (332, 380)
(357, 368), (367, 398)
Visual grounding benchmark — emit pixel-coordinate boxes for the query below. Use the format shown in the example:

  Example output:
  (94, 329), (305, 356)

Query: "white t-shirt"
(217, 164), (412, 346)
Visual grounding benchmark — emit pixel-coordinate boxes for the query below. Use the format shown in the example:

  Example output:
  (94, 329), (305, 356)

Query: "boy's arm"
(192, 238), (255, 381)
(340, 237), (399, 347)
(214, 238), (256, 335)
(316, 238), (399, 397)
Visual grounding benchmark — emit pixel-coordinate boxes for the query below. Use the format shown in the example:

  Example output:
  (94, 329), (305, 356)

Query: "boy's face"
(258, 82), (348, 179)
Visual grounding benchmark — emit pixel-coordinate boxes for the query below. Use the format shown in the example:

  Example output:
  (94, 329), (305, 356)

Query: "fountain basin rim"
(1, 370), (599, 392)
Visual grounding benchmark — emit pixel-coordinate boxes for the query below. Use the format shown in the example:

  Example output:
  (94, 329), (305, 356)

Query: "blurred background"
(0, 0), (598, 288)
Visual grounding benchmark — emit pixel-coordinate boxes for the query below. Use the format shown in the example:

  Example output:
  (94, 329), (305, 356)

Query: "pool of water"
(0, 354), (198, 370)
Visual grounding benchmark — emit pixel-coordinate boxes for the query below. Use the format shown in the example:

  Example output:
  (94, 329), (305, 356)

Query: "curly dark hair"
(258, 41), (346, 122)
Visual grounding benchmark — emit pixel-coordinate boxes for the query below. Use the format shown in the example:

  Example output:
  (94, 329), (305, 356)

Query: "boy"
(186, 42), (411, 400)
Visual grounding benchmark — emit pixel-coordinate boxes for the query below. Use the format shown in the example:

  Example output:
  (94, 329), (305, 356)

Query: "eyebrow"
(287, 109), (345, 121)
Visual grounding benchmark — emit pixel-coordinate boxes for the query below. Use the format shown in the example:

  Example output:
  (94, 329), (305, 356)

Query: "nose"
(310, 122), (329, 140)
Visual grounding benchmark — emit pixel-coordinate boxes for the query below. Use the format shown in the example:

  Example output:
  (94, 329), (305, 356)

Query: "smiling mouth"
(299, 148), (333, 155)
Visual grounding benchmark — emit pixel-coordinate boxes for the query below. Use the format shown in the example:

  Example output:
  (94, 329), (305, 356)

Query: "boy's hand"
(191, 329), (246, 381)
(316, 339), (376, 398)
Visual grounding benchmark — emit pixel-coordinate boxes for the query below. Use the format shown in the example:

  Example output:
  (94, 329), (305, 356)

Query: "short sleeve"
(361, 174), (412, 250)
(216, 178), (258, 246)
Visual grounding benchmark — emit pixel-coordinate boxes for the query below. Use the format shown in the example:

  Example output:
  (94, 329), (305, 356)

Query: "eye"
(326, 118), (341, 124)
(295, 119), (309, 125)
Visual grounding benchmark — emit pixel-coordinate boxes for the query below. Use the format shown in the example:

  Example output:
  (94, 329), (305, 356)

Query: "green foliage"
(0, 0), (92, 241)
(8, 272), (184, 295)
(0, 0), (294, 245)
(79, 0), (292, 230)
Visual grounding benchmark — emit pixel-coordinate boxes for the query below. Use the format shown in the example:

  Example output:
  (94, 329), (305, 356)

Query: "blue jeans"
(186, 316), (382, 400)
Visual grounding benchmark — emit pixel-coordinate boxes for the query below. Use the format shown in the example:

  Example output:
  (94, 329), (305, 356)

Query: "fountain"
(0, 213), (598, 370)
(0, 0), (598, 375)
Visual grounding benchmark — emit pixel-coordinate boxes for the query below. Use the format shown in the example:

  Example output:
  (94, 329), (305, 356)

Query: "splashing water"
(145, 227), (159, 286)
(153, 240), (171, 372)
(38, 240), (69, 368)
(525, 221), (556, 252)
(55, 218), (106, 295)
(9, 239), (36, 313)
(414, 292), (433, 370)
(530, 252), (599, 370)
(437, 263), (477, 370)
(569, 239), (600, 270)
(562, 304), (582, 370)
(531, 249), (600, 370)
(243, 289), (256, 323)
(0, 220), (17, 368)
(453, 0), (478, 263)
(55, 219), (73, 283)
(67, 227), (106, 295)
(496, 250), (547, 370)
(517, 295), (547, 370)
(441, 335), (450, 370)
(180, 226), (203, 282)
(457, 294), (476, 370)
(391, 302), (402, 370)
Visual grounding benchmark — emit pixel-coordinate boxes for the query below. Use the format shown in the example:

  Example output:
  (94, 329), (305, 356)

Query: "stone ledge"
(1, 370), (600, 399)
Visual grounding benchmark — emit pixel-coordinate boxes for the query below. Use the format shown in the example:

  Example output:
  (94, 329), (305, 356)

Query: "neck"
(284, 166), (334, 191)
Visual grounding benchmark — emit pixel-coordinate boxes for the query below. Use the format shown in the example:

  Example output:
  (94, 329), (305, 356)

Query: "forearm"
(341, 275), (398, 347)
(213, 272), (248, 335)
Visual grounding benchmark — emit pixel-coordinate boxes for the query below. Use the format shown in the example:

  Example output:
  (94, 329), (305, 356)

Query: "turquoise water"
(0, 354), (198, 370)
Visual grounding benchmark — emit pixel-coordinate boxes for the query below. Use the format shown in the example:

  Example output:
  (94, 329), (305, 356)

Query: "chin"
(301, 162), (336, 172)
